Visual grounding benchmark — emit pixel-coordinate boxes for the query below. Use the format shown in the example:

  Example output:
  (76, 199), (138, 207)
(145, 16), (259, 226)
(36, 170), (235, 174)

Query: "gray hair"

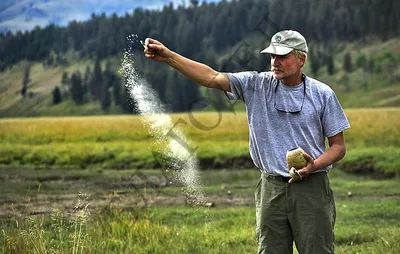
(292, 49), (307, 67)
(293, 49), (307, 61)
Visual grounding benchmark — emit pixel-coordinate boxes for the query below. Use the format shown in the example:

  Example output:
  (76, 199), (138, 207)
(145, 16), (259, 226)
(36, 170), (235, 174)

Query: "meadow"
(1, 168), (399, 254)
(0, 108), (399, 174)
(1, 108), (400, 253)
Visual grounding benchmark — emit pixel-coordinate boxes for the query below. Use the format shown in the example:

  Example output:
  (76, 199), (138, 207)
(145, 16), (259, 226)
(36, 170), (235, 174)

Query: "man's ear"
(300, 55), (306, 67)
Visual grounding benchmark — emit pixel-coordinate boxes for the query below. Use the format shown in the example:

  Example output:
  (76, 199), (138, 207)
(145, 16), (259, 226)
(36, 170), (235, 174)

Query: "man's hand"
(288, 152), (316, 183)
(144, 38), (172, 63)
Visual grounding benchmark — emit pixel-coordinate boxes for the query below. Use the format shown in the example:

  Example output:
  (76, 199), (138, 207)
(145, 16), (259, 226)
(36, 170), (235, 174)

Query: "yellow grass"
(0, 108), (399, 168)
(344, 108), (400, 148)
(1, 109), (398, 145)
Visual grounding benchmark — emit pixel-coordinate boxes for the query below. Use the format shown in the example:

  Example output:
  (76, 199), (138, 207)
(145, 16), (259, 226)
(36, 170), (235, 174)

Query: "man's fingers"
(297, 169), (305, 177)
(144, 47), (155, 53)
(147, 44), (163, 52)
(303, 153), (314, 163)
(143, 39), (163, 54)
(144, 38), (152, 46)
(143, 38), (170, 62)
(145, 38), (161, 46)
(145, 53), (155, 58)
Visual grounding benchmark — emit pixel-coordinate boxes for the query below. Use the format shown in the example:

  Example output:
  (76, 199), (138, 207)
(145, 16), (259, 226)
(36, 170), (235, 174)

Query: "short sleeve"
(322, 93), (351, 137)
(223, 71), (259, 103)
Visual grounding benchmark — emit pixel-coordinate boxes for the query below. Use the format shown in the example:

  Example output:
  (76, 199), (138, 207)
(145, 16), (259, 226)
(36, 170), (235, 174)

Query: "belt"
(262, 173), (291, 183)
(262, 171), (327, 183)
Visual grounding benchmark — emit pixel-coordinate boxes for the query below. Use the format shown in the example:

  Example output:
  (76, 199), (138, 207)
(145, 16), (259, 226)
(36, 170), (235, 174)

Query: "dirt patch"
(0, 190), (254, 220)
(0, 167), (254, 220)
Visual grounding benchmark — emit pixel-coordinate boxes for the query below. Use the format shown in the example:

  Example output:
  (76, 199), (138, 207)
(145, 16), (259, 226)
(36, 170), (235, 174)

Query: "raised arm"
(144, 38), (230, 92)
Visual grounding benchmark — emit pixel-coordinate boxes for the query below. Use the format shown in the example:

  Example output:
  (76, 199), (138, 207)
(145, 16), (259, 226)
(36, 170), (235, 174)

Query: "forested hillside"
(0, 0), (399, 117)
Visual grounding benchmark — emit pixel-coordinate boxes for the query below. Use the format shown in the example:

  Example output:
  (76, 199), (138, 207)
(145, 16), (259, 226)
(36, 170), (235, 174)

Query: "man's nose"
(272, 57), (280, 66)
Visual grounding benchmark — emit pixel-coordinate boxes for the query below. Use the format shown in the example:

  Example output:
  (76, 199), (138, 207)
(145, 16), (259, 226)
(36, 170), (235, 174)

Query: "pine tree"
(70, 71), (84, 104)
(100, 85), (111, 111)
(190, 0), (199, 7)
(343, 53), (353, 73)
(61, 71), (69, 85)
(326, 53), (335, 75)
(121, 85), (136, 113)
(113, 77), (122, 106)
(103, 61), (114, 89)
(83, 66), (91, 88)
(342, 53), (352, 92)
(21, 63), (31, 97)
(52, 86), (62, 104)
(100, 61), (115, 111)
(89, 58), (103, 101)
(165, 71), (178, 111)
(309, 48), (320, 76)
(0, 0), (398, 74)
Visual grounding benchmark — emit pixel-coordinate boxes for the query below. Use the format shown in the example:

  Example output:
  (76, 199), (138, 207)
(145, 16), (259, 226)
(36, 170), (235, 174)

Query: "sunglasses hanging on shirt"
(273, 80), (306, 114)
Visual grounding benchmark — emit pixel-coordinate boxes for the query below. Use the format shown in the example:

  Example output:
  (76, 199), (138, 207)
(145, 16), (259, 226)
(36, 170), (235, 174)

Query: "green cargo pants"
(255, 172), (336, 254)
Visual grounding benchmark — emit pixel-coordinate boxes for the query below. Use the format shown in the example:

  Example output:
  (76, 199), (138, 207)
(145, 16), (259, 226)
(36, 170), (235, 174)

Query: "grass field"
(1, 109), (400, 175)
(0, 109), (399, 253)
(0, 168), (399, 254)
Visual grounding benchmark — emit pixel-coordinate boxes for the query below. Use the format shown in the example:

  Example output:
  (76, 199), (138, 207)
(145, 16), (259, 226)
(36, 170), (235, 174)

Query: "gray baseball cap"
(260, 30), (308, 55)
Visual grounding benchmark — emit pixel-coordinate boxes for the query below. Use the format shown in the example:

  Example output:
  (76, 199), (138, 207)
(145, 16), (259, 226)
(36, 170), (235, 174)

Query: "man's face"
(270, 51), (304, 81)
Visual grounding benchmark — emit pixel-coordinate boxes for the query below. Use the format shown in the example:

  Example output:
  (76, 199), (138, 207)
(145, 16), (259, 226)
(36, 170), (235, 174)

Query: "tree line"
(51, 59), (136, 113)
(1, 0), (399, 112)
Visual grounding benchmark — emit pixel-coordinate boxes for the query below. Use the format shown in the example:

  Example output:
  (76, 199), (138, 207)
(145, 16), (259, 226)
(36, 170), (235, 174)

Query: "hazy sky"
(0, 0), (222, 33)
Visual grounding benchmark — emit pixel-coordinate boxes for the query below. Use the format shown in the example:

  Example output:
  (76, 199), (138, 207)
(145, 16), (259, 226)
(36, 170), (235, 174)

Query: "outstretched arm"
(144, 38), (230, 92)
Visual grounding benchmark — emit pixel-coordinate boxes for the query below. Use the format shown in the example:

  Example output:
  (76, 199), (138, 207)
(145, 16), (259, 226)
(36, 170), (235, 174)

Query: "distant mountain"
(0, 0), (218, 33)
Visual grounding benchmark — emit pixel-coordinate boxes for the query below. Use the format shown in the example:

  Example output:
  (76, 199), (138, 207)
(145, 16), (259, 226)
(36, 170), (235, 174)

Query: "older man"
(144, 30), (350, 254)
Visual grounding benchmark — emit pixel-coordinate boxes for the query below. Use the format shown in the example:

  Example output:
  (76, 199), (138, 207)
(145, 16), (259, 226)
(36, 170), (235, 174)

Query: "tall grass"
(1, 109), (400, 174)
(1, 168), (399, 253)
(1, 194), (91, 254)
(3, 109), (397, 146)
(2, 202), (399, 254)
(344, 108), (400, 147)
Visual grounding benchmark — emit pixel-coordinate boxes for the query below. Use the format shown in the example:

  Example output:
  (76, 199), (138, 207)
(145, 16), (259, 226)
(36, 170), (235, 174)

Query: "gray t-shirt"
(225, 71), (350, 177)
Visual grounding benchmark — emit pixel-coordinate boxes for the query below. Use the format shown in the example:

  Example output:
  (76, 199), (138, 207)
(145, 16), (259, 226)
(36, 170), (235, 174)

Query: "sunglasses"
(273, 80), (306, 114)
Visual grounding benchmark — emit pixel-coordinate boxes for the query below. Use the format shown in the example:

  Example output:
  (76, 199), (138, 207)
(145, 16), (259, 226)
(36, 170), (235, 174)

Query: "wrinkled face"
(271, 51), (305, 81)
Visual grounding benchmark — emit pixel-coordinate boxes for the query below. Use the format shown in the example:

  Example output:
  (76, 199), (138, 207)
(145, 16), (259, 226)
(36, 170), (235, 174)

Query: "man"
(144, 30), (350, 254)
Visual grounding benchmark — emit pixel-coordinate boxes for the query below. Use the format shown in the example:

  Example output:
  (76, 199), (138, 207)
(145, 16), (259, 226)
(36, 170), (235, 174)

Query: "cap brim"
(260, 45), (293, 55)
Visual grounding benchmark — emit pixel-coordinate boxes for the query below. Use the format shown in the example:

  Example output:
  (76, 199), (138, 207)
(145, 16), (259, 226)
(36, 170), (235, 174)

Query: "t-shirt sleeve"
(322, 93), (351, 137)
(223, 71), (258, 102)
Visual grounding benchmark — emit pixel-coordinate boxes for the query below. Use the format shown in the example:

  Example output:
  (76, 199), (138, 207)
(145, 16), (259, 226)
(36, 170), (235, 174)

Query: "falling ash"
(120, 35), (205, 207)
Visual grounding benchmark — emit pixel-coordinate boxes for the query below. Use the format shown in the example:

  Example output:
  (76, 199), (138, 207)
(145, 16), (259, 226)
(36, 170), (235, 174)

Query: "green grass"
(1, 198), (399, 253)
(335, 199), (400, 254)
(0, 109), (399, 177)
(1, 166), (400, 253)
(338, 147), (400, 177)
(0, 107), (399, 252)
